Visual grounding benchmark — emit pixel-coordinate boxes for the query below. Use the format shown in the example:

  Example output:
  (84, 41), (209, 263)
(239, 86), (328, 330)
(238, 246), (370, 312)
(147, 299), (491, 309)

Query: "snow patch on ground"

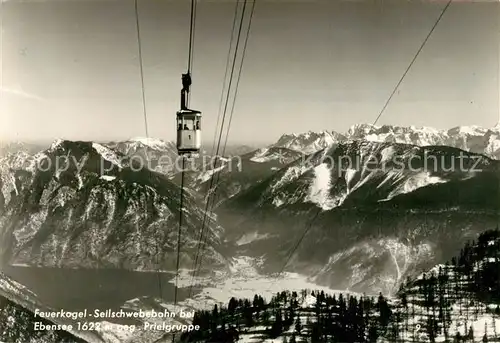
(344, 168), (357, 191)
(92, 143), (123, 168)
(49, 139), (64, 150)
(197, 165), (225, 183)
(236, 232), (271, 246)
(272, 197), (285, 207)
(272, 165), (310, 192)
(386, 172), (446, 200)
(380, 146), (396, 164)
(305, 163), (335, 210)
(250, 149), (270, 163)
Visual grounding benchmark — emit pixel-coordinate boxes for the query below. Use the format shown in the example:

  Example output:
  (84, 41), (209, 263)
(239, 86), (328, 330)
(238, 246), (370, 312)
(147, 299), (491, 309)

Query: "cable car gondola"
(176, 72), (201, 156)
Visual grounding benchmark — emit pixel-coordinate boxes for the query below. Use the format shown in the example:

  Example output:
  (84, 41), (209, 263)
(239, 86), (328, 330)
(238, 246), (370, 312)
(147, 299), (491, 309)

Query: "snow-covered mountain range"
(167, 123), (500, 209)
(104, 137), (179, 175)
(271, 131), (347, 155)
(271, 123), (500, 158)
(233, 141), (495, 211)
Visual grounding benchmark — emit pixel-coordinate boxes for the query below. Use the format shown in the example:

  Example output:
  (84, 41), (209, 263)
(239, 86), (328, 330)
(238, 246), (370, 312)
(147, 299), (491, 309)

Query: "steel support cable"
(210, 1), (241, 158)
(372, 0), (452, 126)
(134, 0), (166, 299)
(196, 0), (257, 274)
(173, 157), (186, 308)
(174, 0), (197, 302)
(186, 0), (241, 299)
(174, 0), (196, 310)
(265, 199), (322, 294)
(172, 2), (197, 343)
(213, 0), (256, 202)
(190, 0), (249, 286)
(267, 0), (452, 294)
(1, 0), (4, 103)
(366, 2), (452, 302)
(134, 0), (149, 137)
(187, 1), (248, 298)
(186, 0), (197, 106)
(187, 0), (196, 73)
(187, 0), (250, 299)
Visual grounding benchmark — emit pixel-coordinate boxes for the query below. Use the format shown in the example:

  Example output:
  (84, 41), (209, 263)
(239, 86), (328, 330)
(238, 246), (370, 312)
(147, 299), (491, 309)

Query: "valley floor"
(99, 256), (347, 343)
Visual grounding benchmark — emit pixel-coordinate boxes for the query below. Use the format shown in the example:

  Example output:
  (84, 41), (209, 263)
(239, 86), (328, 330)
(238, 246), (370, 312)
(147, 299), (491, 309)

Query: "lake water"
(2, 267), (196, 317)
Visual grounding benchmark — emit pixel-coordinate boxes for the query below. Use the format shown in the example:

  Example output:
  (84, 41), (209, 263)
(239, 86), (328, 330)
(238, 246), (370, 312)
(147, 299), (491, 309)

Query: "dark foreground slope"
(0, 271), (103, 343)
(0, 297), (87, 343)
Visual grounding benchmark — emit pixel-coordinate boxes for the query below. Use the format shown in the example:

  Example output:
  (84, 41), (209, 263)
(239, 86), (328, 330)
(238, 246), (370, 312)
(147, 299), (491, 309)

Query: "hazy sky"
(0, 0), (499, 145)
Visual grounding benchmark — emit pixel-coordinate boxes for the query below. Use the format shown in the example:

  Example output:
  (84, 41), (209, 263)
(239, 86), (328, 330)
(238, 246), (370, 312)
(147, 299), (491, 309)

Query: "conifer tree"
(295, 315), (302, 334)
(468, 325), (474, 342)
